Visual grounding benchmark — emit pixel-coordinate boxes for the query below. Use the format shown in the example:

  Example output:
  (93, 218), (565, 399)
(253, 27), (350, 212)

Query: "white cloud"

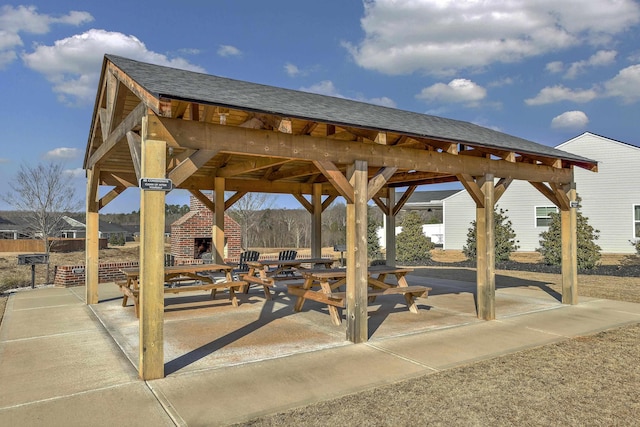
(217, 44), (241, 57)
(21, 29), (205, 105)
(565, 50), (617, 79)
(0, 5), (93, 68)
(284, 62), (300, 77)
(44, 147), (81, 160)
(604, 64), (640, 103)
(345, 0), (640, 76)
(551, 111), (589, 130)
(546, 61), (564, 73)
(525, 85), (598, 105)
(0, 157), (10, 164)
(416, 79), (487, 106)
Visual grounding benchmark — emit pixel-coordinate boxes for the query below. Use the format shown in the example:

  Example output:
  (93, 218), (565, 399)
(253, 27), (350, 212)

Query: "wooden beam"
(311, 184), (322, 258)
(213, 177), (225, 264)
(392, 185), (417, 216)
(99, 108), (109, 142)
(321, 194), (337, 211)
(313, 160), (354, 203)
(375, 132), (387, 145)
(85, 168), (99, 306)
(346, 160), (369, 343)
(367, 167), (398, 200)
(189, 189), (216, 212)
(372, 196), (389, 215)
(529, 181), (560, 207)
(293, 194), (313, 213)
(126, 131), (142, 182)
(551, 183), (571, 211)
(107, 62), (161, 115)
(86, 166), (100, 213)
(494, 177), (513, 203)
(476, 174), (495, 320)
(561, 183), (578, 304)
(98, 186), (126, 210)
(385, 189), (396, 266)
(148, 117), (575, 184)
(168, 149), (218, 187)
(224, 191), (246, 210)
(88, 102), (146, 168)
(457, 174), (485, 207)
(139, 137), (166, 380)
(217, 157), (289, 178)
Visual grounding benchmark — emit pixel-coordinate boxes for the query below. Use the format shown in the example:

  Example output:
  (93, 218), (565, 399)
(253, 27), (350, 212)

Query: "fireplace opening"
(194, 238), (211, 259)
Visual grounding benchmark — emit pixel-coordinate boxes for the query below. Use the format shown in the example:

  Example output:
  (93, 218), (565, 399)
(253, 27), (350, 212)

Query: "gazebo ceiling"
(84, 54), (597, 199)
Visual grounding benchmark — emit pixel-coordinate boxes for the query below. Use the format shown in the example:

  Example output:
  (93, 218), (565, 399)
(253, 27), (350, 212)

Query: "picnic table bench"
(287, 265), (431, 325)
(242, 257), (335, 299)
(117, 264), (246, 317)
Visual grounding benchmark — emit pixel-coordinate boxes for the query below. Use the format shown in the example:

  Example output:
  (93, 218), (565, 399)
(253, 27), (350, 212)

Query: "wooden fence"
(0, 238), (107, 253)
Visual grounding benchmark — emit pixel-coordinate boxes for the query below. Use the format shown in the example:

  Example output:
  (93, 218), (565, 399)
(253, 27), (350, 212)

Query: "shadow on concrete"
(164, 299), (290, 375)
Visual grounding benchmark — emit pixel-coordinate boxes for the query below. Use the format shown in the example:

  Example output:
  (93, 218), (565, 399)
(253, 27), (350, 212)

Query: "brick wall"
(53, 261), (139, 287)
(170, 194), (241, 263)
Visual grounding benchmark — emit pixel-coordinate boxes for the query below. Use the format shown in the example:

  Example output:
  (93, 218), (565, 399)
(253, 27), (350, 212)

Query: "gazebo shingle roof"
(105, 54), (595, 167)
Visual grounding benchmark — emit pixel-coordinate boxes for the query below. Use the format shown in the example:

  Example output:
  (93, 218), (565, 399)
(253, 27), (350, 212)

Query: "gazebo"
(83, 54), (597, 379)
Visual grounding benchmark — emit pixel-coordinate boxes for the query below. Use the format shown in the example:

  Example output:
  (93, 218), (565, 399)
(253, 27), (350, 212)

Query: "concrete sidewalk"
(1, 280), (639, 426)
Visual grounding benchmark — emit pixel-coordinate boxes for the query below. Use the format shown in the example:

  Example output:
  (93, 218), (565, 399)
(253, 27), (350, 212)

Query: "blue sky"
(1, 1), (639, 213)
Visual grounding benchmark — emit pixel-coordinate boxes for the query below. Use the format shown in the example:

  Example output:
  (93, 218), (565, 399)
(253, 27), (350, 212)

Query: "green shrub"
(537, 199), (601, 270)
(463, 207), (520, 262)
(367, 207), (382, 261)
(633, 240), (640, 255)
(108, 233), (126, 246)
(396, 211), (434, 263)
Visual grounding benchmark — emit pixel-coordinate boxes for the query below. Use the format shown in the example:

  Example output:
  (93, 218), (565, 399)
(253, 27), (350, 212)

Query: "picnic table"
(287, 265), (431, 325)
(242, 258), (335, 299)
(117, 263), (246, 317)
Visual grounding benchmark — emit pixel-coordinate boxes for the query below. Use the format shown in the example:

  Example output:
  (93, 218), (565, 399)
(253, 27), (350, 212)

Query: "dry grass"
(1, 248), (639, 425)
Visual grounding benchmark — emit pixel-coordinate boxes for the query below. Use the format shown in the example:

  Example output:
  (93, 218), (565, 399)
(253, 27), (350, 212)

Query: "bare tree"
(227, 192), (275, 249)
(2, 162), (81, 282)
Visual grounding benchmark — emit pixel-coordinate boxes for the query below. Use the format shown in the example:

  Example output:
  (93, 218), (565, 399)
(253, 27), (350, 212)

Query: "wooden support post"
(85, 168), (99, 305)
(346, 160), (368, 343)
(311, 183), (322, 258)
(385, 189), (396, 267)
(476, 174), (495, 320)
(139, 134), (166, 380)
(561, 183), (578, 304)
(214, 177), (226, 264)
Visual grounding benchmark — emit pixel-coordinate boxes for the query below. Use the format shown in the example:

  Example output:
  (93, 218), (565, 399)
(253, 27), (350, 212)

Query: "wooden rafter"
(392, 185), (417, 216)
(88, 102), (146, 168)
(313, 160), (355, 203)
(126, 131), (142, 181)
(457, 174), (485, 207)
(168, 149), (218, 187)
(216, 157), (290, 178)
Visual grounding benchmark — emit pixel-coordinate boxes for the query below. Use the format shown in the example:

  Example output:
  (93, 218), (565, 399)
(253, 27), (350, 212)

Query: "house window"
(536, 206), (557, 227)
(634, 205), (640, 239)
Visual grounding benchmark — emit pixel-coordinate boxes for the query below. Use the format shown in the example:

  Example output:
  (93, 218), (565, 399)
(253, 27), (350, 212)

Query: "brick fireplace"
(170, 194), (242, 263)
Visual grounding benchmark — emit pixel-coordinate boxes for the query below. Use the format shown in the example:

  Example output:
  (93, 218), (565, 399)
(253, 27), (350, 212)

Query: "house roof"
(403, 190), (462, 204)
(103, 54), (595, 168)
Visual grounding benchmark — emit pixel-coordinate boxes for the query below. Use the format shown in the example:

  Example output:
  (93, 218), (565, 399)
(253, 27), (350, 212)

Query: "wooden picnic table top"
(120, 263), (233, 277)
(300, 265), (414, 279)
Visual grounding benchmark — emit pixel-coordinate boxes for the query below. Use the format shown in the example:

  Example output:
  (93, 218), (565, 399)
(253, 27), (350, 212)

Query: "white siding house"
(442, 133), (640, 253)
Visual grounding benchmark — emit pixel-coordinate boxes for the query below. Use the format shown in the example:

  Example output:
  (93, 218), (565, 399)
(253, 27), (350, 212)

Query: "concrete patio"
(1, 273), (639, 426)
